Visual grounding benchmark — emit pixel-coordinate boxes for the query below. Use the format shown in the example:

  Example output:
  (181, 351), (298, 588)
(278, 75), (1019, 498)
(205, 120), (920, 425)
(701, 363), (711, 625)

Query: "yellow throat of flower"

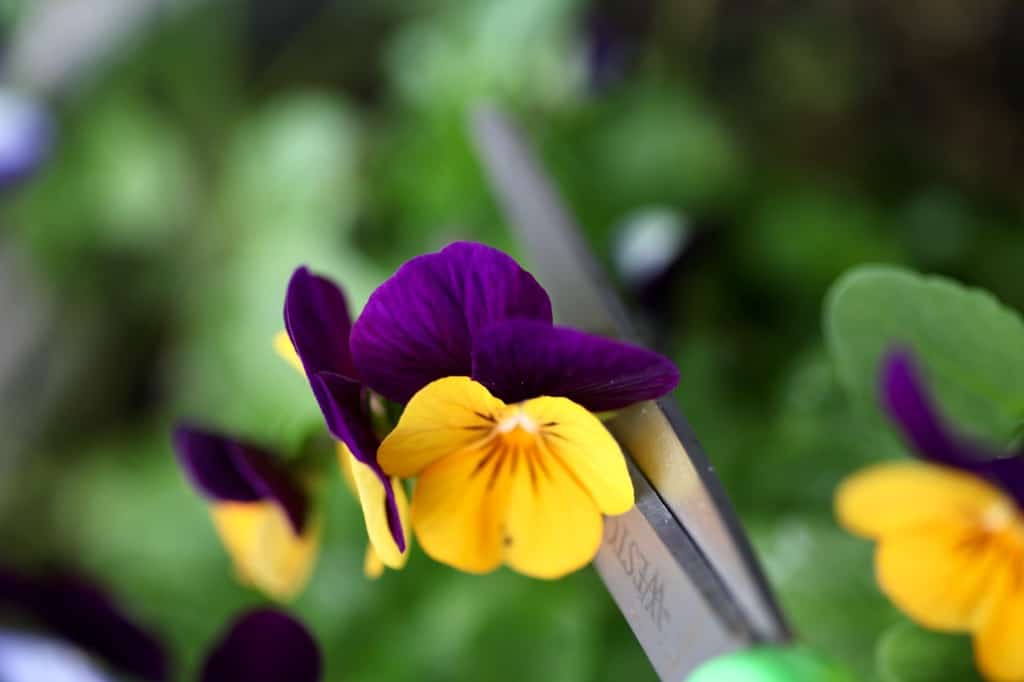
(493, 406), (542, 447)
(377, 376), (636, 579)
(980, 499), (1024, 549)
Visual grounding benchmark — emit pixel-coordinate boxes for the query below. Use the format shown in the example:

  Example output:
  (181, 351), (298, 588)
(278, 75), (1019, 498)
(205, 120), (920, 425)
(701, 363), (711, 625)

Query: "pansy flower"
(279, 267), (409, 577)
(837, 349), (1024, 681)
(173, 426), (319, 601)
(347, 242), (679, 578)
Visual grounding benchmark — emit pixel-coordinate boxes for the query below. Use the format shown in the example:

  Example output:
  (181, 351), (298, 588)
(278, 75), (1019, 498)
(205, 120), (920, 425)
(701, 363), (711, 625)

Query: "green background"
(2, 1), (1023, 679)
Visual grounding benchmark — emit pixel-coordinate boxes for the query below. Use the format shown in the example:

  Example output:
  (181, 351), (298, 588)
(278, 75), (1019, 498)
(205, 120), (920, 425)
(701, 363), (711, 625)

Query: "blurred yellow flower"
(212, 501), (321, 601)
(837, 462), (1024, 681)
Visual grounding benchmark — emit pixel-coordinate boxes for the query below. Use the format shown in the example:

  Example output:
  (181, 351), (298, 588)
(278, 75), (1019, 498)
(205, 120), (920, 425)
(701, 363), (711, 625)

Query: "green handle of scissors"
(686, 645), (856, 682)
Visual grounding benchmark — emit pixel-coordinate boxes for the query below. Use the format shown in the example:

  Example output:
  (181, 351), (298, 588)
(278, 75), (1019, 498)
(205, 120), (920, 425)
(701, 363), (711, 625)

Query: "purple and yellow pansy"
(173, 426), (320, 600)
(837, 349), (1024, 681)
(179, 240), (679, 584)
(297, 241), (678, 578)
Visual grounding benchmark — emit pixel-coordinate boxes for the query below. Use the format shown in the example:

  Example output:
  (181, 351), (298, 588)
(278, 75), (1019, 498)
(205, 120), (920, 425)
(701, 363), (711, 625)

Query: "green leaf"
(825, 265), (1024, 445)
(876, 621), (982, 682)
(751, 518), (901, 680)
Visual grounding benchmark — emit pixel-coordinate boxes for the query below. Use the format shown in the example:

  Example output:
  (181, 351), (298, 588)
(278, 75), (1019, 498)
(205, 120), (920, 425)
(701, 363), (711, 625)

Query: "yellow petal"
(364, 544), (386, 580)
(350, 453), (410, 570)
(378, 376), (505, 477)
(336, 442), (358, 495)
(339, 443), (409, 574)
(502, 445), (603, 579)
(522, 396), (634, 515)
(976, 585), (1024, 682)
(211, 501), (319, 601)
(387, 377), (631, 577)
(411, 429), (608, 578)
(273, 330), (305, 375)
(875, 517), (1011, 632)
(836, 461), (1004, 539)
(411, 443), (509, 574)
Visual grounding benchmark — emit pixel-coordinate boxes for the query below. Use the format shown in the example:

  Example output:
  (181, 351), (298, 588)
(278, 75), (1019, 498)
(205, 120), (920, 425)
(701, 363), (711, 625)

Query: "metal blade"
(470, 106), (789, 679)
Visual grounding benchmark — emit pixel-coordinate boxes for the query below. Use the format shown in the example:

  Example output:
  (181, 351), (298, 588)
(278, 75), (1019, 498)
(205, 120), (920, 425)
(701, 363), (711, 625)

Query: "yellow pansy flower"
(837, 349), (1024, 680)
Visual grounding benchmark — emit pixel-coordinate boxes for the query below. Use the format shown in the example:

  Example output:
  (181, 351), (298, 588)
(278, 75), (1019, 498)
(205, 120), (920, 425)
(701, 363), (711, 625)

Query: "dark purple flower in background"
(581, 2), (655, 93)
(200, 608), (321, 682)
(0, 568), (322, 682)
(172, 426), (320, 601)
(881, 348), (1024, 505)
(173, 425), (308, 534)
(349, 241), (679, 411)
(0, 567), (167, 681)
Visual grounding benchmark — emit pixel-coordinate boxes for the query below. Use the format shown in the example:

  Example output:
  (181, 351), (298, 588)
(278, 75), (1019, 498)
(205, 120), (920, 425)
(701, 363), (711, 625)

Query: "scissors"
(470, 106), (790, 681)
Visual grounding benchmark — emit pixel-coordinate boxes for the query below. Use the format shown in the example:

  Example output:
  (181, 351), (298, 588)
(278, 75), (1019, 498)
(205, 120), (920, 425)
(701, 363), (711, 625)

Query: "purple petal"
(307, 373), (374, 461)
(350, 242), (553, 404)
(312, 372), (406, 552)
(284, 267), (356, 378)
(0, 568), (168, 682)
(982, 456), (1024, 508)
(881, 348), (1024, 505)
(172, 427), (262, 502)
(200, 609), (320, 682)
(172, 425), (308, 534)
(880, 350), (1000, 467)
(471, 320), (679, 411)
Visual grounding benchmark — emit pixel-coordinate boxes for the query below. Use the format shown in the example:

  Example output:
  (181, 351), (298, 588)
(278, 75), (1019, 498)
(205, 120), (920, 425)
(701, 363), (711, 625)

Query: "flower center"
(980, 501), (1024, 551)
(982, 501), (1017, 532)
(494, 406), (540, 448)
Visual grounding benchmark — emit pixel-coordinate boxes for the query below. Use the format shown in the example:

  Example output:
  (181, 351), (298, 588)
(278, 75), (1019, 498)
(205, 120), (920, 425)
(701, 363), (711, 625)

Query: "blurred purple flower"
(0, 567), (322, 682)
(172, 425), (308, 533)
(0, 567), (167, 681)
(881, 348), (1024, 504)
(200, 608), (321, 682)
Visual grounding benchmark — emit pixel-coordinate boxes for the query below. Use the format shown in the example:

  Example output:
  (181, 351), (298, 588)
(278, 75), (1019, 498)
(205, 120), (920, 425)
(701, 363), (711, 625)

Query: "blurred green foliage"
(2, 0), (1023, 680)
(876, 623), (984, 682)
(826, 267), (1024, 445)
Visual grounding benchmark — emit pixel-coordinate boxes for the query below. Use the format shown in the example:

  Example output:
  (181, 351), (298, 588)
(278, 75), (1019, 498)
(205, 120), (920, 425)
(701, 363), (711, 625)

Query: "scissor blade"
(469, 107), (789, 670)
(594, 458), (750, 679)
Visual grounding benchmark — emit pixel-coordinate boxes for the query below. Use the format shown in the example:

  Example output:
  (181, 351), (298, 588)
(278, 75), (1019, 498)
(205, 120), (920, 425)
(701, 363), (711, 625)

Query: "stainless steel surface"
(470, 106), (789, 673)
(593, 459), (748, 681)
(606, 402), (784, 641)
(469, 107), (625, 340)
